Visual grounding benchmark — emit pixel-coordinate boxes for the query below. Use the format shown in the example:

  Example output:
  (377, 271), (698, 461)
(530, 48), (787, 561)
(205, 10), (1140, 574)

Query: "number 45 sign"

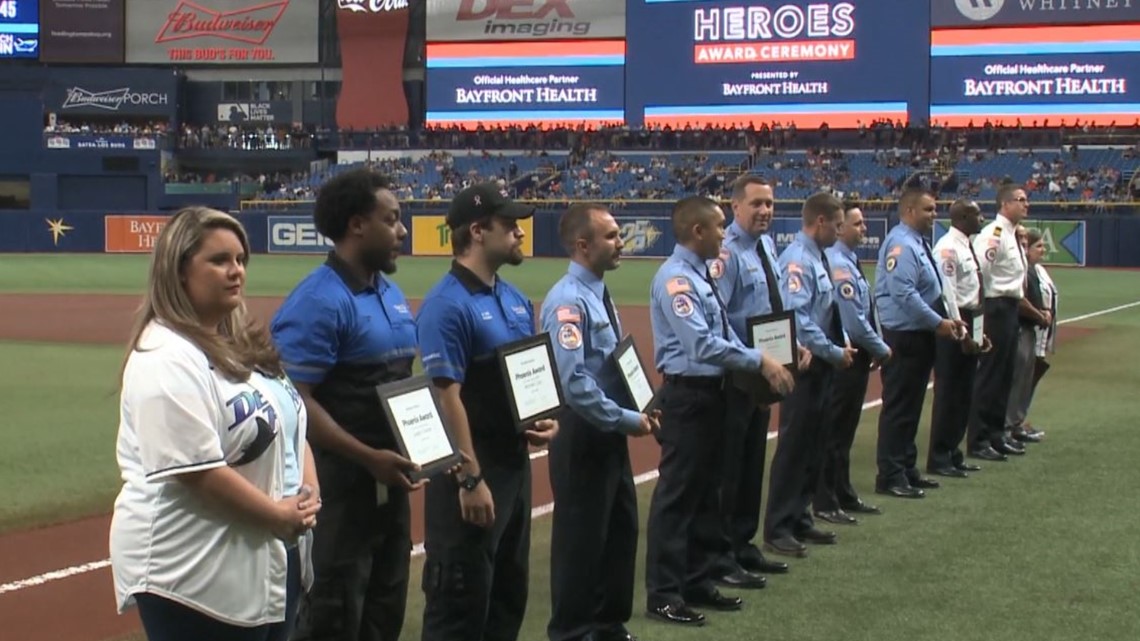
(0, 1), (19, 20)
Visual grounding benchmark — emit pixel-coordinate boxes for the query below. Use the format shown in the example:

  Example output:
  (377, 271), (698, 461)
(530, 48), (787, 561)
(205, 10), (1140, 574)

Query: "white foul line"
(3, 299), (1137, 595)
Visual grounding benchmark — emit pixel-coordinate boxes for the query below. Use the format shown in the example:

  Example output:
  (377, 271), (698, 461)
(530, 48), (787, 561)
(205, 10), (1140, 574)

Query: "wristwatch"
(458, 473), (483, 491)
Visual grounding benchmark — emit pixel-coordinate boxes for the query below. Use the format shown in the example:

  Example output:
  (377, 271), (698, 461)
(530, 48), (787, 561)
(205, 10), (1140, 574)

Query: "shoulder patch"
(839, 281), (856, 300)
(940, 248), (957, 260)
(888, 245), (904, 258)
(993, 226), (1003, 237)
(886, 256), (898, 272)
(718, 247), (731, 261)
(786, 262), (804, 275)
(555, 305), (581, 323)
(788, 273), (803, 293)
(943, 260), (956, 277)
(557, 323), (582, 350)
(665, 277), (692, 296)
(671, 293), (695, 318)
(984, 246), (997, 262)
(831, 268), (853, 282)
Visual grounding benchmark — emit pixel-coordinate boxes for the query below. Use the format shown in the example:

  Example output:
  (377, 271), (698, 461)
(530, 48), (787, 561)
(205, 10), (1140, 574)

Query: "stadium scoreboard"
(0, 0), (38, 59)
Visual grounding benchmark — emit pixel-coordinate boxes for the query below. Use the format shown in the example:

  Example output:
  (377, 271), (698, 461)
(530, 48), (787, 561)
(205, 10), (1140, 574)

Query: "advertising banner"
(45, 135), (160, 150)
(335, 0), (413, 128)
(930, 24), (1140, 126)
(39, 0), (124, 63)
(625, 0), (930, 128)
(426, 40), (625, 129)
(412, 214), (534, 257)
(105, 215), (169, 253)
(614, 216), (671, 257)
(933, 219), (1086, 265)
(426, 0), (625, 42)
(0, 0), (39, 59)
(267, 215), (334, 254)
(933, 0), (1138, 28)
(125, 0), (318, 64)
(43, 68), (178, 117)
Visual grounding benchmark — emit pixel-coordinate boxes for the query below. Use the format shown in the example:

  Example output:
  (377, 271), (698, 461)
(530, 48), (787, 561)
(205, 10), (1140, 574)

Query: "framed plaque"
(612, 334), (658, 413)
(732, 311), (799, 405)
(747, 311), (798, 369)
(375, 376), (463, 482)
(496, 333), (565, 431)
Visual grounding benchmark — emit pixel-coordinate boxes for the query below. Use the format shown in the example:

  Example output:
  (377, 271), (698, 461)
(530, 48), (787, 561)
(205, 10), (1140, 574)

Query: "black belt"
(662, 374), (724, 390)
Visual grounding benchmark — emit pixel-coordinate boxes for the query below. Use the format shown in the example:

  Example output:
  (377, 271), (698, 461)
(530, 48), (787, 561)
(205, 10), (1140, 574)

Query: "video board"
(624, 0), (930, 128)
(930, 23), (1139, 126)
(426, 40), (625, 129)
(0, 0), (39, 59)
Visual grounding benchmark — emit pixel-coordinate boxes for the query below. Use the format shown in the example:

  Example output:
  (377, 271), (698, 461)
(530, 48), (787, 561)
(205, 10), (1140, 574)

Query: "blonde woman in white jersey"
(109, 207), (320, 641)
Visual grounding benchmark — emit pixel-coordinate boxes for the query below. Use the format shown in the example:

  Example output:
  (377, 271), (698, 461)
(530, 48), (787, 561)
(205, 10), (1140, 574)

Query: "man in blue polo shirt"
(416, 182), (559, 641)
(271, 168), (423, 641)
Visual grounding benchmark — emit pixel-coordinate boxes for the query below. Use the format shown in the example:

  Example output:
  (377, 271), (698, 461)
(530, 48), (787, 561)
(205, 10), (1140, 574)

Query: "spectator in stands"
(110, 206), (319, 641)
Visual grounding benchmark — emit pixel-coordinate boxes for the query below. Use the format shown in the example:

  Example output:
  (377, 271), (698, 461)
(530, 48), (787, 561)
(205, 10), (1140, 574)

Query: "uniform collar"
(324, 251), (380, 294)
(729, 220), (763, 245)
(450, 259), (495, 294)
(796, 231), (822, 257)
(835, 240), (857, 261)
(671, 244), (708, 274)
(948, 226), (971, 243)
(568, 261), (605, 299)
(897, 223), (924, 243)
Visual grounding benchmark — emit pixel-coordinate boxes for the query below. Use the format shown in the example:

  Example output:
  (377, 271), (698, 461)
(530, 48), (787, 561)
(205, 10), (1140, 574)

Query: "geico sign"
(271, 222), (333, 246)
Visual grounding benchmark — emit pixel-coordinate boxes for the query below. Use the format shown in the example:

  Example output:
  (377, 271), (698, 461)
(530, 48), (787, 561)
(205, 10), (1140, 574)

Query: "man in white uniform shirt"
(968, 185), (1029, 462)
(927, 199), (989, 478)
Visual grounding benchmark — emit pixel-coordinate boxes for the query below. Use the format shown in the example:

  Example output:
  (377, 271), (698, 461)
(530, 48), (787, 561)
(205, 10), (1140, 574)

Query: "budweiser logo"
(155, 0), (289, 45)
(62, 87), (170, 111)
(338, 0), (408, 12)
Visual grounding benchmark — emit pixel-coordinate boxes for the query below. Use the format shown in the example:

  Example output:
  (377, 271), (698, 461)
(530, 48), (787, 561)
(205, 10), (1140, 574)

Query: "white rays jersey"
(110, 320), (306, 626)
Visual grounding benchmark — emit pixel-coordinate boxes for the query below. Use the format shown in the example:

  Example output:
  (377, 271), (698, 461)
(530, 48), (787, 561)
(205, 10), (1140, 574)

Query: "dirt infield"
(24, 292), (1100, 641)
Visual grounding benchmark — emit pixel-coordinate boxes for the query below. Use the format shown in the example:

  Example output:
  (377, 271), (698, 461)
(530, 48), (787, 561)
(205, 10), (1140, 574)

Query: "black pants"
(137, 547), (301, 641)
(645, 379), (726, 609)
(421, 460), (531, 641)
(970, 297), (1020, 450)
(547, 413), (637, 641)
(814, 351), (872, 512)
(928, 310), (979, 470)
(876, 330), (936, 488)
(715, 383), (771, 567)
(763, 360), (833, 541)
(293, 482), (411, 641)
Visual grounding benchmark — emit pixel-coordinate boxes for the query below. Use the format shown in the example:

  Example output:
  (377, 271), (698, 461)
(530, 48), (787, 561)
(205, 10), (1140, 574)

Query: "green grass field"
(4, 255), (1140, 641)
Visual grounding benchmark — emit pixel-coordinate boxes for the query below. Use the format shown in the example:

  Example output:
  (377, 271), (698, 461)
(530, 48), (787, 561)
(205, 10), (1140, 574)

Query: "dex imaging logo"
(337, 0), (408, 11)
(954, 0), (1005, 21)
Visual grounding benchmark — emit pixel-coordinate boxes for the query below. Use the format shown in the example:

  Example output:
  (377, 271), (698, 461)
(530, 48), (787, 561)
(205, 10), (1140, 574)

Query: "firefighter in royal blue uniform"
(272, 169), (423, 641)
(416, 183), (559, 641)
